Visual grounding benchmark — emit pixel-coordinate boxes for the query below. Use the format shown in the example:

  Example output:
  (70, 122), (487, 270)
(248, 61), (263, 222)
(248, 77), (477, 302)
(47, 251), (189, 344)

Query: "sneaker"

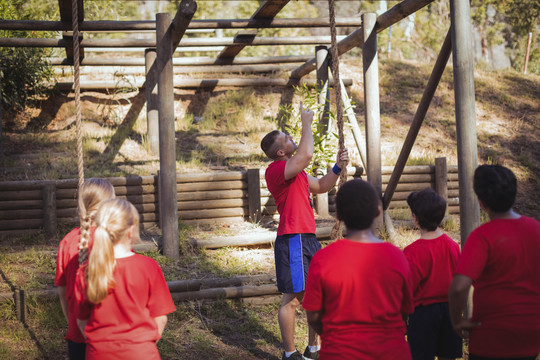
(303, 346), (319, 360)
(281, 350), (304, 360)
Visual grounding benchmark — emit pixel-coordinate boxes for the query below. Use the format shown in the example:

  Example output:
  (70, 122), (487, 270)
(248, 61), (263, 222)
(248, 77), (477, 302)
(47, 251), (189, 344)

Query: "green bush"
(0, 0), (54, 113)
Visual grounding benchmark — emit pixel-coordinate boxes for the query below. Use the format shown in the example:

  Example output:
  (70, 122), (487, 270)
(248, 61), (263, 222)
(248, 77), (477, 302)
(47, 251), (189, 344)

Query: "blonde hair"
(86, 198), (140, 304)
(78, 179), (115, 265)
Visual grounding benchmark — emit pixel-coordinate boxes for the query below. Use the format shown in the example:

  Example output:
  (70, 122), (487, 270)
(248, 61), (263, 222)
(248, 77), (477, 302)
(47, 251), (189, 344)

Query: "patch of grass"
(441, 215), (459, 233)
(406, 154), (434, 166)
(196, 89), (267, 133)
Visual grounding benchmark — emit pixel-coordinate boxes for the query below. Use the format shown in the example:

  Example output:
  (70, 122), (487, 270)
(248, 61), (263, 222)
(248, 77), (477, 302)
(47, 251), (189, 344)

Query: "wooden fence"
(0, 161), (459, 239)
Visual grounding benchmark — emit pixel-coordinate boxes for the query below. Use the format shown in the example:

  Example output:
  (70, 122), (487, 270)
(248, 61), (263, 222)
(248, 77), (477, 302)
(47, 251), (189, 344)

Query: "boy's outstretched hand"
(300, 101), (314, 126)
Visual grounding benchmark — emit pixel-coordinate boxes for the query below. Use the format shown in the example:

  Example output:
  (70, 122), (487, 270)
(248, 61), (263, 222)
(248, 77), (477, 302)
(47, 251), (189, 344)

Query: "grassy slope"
(2, 59), (539, 217)
(0, 60), (539, 359)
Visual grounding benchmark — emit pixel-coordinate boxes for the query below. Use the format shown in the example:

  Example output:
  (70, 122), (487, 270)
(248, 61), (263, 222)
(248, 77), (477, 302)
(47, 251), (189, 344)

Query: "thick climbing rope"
(328, 0), (347, 240)
(72, 0), (88, 264)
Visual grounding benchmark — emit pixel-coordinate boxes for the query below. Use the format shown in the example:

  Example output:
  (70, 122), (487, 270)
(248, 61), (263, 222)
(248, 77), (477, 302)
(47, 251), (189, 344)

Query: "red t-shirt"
(55, 227), (94, 343)
(403, 233), (460, 308)
(455, 216), (540, 357)
(75, 254), (176, 359)
(265, 160), (315, 236)
(303, 240), (414, 360)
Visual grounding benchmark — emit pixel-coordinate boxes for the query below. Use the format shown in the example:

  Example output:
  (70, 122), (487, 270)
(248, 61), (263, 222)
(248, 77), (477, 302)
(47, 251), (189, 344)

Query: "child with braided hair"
(74, 198), (175, 360)
(55, 178), (115, 359)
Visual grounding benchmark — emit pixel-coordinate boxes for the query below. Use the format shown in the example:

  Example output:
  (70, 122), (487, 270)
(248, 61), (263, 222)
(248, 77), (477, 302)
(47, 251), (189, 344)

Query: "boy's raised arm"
(284, 102), (314, 180)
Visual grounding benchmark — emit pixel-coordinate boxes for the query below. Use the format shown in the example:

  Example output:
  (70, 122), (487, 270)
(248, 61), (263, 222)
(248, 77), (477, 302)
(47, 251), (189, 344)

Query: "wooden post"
(156, 13), (179, 259)
(450, 0), (480, 245)
(315, 45), (330, 217)
(523, 32), (533, 74)
(0, 78), (2, 166)
(145, 49), (159, 155)
(247, 169), (261, 223)
(362, 13), (382, 229)
(435, 157), (448, 201)
(382, 30), (452, 210)
(15, 288), (25, 322)
(42, 183), (57, 240)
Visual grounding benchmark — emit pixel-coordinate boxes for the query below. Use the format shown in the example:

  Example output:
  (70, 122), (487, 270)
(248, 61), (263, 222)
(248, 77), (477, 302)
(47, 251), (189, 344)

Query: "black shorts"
(469, 355), (538, 360)
(407, 302), (463, 360)
(274, 233), (320, 294)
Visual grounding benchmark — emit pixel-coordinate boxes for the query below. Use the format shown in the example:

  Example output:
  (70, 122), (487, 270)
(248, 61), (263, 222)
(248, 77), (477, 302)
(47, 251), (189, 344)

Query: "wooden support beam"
(0, 18), (363, 31)
(450, 0), (480, 243)
(46, 55), (312, 66)
(291, 0), (433, 79)
(382, 30), (452, 210)
(362, 13), (383, 231)
(215, 0), (290, 62)
(54, 77), (353, 90)
(58, 0), (84, 62)
(145, 49), (159, 155)
(156, 13), (179, 260)
(0, 35), (345, 48)
(171, 0), (198, 51)
(216, 30), (258, 61)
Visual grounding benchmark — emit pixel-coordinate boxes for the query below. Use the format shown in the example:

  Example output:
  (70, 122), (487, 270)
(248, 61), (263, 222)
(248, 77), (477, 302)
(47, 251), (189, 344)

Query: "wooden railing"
(0, 160), (458, 239)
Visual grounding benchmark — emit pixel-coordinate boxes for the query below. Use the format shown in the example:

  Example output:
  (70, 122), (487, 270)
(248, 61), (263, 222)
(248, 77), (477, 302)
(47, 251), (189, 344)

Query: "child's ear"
(126, 225), (134, 241)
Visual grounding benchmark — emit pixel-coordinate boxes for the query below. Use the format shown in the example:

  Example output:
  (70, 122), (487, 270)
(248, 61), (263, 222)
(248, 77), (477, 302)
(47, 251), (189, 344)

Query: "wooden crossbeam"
(215, 0), (290, 63)
(291, 0), (434, 79)
(46, 54), (312, 66)
(0, 35), (344, 48)
(0, 18), (363, 31)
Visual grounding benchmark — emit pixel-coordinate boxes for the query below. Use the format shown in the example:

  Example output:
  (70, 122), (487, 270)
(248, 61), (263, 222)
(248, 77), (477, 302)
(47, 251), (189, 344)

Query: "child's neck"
(488, 209), (520, 221)
(346, 229), (383, 244)
(114, 243), (134, 259)
(419, 228), (443, 240)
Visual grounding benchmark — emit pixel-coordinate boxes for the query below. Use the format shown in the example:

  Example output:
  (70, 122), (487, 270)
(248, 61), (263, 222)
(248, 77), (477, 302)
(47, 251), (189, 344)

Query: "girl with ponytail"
(55, 178), (115, 360)
(74, 199), (175, 360)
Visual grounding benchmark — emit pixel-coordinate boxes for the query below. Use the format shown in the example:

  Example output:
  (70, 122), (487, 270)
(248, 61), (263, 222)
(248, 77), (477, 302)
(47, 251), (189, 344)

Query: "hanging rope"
(72, 0), (87, 264)
(328, 0), (347, 240)
(72, 0), (84, 189)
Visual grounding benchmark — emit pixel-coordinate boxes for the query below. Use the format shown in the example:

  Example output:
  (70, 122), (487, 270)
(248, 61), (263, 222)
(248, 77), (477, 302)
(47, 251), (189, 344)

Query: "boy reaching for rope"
(261, 102), (349, 360)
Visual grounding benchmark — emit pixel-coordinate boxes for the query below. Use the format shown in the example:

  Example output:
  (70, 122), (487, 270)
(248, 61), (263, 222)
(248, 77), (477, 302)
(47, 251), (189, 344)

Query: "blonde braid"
(78, 179), (115, 265)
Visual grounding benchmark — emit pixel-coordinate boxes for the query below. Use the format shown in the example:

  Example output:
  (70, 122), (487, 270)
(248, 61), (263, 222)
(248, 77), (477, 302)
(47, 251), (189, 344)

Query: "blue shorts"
(274, 233), (321, 294)
(407, 302), (463, 360)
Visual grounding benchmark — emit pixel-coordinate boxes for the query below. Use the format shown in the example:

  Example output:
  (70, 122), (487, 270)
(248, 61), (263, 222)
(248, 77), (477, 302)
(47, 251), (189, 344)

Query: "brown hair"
(260, 130), (283, 160)
(78, 179), (115, 265)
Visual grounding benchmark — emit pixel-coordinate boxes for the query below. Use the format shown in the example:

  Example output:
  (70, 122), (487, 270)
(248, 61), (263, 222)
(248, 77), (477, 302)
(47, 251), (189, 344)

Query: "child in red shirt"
(303, 179), (414, 360)
(74, 199), (175, 360)
(404, 188), (462, 360)
(55, 178), (115, 359)
(449, 165), (540, 360)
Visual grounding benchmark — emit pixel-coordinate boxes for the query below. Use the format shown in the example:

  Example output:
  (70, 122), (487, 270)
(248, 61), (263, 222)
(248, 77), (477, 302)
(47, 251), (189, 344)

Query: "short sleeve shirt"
(403, 234), (460, 308)
(75, 254), (176, 344)
(303, 240), (413, 359)
(55, 227), (94, 343)
(265, 160), (315, 235)
(455, 216), (540, 357)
